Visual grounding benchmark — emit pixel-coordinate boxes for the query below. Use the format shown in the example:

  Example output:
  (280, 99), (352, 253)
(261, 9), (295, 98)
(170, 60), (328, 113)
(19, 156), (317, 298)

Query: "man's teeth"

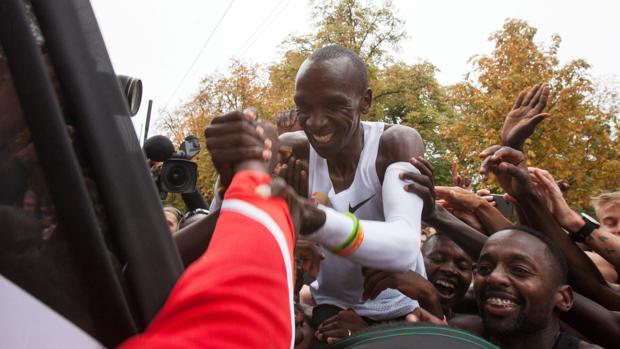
(435, 280), (455, 290)
(314, 133), (333, 143)
(486, 297), (517, 307)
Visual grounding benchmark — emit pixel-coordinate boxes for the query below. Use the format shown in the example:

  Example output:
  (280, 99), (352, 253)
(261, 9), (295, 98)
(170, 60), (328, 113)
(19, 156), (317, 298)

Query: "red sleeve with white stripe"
(119, 170), (296, 349)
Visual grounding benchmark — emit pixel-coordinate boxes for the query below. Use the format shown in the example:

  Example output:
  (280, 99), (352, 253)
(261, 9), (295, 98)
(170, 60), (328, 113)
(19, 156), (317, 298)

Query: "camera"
(155, 136), (200, 195)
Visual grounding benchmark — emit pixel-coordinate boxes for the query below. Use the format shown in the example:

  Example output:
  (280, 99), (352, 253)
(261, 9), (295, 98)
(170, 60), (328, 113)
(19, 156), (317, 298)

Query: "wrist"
(563, 210), (585, 233)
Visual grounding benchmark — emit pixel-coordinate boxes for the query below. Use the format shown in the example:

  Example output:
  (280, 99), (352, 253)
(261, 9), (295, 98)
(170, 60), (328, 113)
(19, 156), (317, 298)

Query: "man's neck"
(489, 322), (560, 349)
(325, 124), (364, 191)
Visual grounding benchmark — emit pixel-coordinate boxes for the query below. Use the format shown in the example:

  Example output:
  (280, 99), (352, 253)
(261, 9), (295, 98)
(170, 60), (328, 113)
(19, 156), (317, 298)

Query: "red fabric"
(119, 171), (295, 349)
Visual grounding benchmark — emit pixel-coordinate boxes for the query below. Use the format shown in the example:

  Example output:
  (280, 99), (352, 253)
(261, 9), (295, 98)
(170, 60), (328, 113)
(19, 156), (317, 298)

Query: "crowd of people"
(124, 45), (619, 348)
(2, 13), (619, 347)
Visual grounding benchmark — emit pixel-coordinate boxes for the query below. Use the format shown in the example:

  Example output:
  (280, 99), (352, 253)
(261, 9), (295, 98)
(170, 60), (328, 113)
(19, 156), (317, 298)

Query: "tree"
(158, 60), (269, 205)
(444, 19), (620, 210)
(269, 0), (452, 181)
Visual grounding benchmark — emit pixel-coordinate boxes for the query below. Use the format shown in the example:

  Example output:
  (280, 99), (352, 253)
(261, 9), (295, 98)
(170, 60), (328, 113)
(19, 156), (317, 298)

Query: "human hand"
(362, 269), (430, 301)
(451, 162), (472, 190)
(295, 239), (324, 278)
(436, 186), (485, 231)
(528, 167), (581, 230)
(479, 145), (533, 200)
(405, 307), (447, 326)
(315, 309), (368, 344)
(401, 156), (436, 220)
(475, 188), (496, 206)
(275, 150), (308, 198)
(261, 177), (325, 237)
(205, 111), (272, 187)
(501, 83), (550, 150)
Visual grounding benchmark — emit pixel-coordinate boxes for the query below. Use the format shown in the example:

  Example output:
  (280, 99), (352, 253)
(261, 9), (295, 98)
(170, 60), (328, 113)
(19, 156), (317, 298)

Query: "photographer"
(144, 134), (209, 212)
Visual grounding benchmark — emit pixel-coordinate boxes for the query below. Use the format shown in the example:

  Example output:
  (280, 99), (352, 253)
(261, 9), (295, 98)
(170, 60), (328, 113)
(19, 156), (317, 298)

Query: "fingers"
(531, 83), (550, 112)
(210, 147), (266, 164)
(511, 90), (525, 110)
(405, 307), (446, 326)
(479, 145), (502, 159)
(401, 172), (433, 190)
(522, 84), (541, 106)
(410, 157), (434, 179)
(363, 271), (391, 300)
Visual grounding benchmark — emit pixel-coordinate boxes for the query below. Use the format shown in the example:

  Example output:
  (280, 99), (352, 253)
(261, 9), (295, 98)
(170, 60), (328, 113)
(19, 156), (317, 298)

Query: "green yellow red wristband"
(330, 212), (361, 255)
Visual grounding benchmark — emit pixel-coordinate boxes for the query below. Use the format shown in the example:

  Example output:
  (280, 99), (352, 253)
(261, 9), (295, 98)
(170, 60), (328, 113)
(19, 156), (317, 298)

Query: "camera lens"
(159, 159), (198, 194)
(166, 165), (188, 189)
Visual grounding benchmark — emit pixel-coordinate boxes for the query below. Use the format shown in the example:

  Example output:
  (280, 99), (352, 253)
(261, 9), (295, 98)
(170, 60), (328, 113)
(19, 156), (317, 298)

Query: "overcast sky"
(90, 0), (620, 140)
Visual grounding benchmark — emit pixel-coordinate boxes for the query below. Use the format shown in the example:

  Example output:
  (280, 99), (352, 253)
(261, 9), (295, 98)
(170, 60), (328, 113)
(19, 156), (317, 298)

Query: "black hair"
(308, 44), (368, 92)
(504, 226), (568, 284)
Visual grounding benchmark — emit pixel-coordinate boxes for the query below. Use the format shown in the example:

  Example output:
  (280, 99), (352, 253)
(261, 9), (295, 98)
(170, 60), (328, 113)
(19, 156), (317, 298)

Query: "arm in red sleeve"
(119, 170), (296, 349)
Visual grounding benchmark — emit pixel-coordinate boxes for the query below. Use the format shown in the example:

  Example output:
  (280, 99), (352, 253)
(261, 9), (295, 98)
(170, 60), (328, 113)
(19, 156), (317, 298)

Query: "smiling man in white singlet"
(279, 45), (427, 343)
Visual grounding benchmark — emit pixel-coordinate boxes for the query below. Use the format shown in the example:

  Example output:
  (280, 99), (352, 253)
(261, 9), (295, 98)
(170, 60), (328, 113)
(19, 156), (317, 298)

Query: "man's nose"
(485, 265), (510, 287)
(305, 112), (329, 131)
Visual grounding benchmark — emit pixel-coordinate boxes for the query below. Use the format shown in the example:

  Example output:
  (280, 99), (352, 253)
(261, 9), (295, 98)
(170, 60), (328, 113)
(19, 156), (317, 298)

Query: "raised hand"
(436, 186), (485, 232)
(528, 167), (580, 229)
(275, 149), (308, 198)
(501, 83), (550, 150)
(401, 156), (436, 220)
(315, 309), (368, 344)
(479, 145), (533, 200)
(205, 111), (272, 187)
(451, 161), (472, 190)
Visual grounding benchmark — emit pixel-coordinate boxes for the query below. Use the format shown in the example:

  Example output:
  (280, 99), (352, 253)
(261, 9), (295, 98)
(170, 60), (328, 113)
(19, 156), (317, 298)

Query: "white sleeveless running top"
(308, 121), (421, 320)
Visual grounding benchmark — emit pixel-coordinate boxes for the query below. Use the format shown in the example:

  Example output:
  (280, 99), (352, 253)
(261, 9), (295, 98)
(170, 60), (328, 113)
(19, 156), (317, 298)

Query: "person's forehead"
(430, 236), (472, 261)
(481, 230), (548, 262)
(598, 203), (620, 218)
(295, 57), (360, 95)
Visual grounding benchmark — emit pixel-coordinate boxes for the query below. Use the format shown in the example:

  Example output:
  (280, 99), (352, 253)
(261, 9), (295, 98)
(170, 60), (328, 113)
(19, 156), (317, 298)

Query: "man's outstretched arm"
(120, 170), (296, 349)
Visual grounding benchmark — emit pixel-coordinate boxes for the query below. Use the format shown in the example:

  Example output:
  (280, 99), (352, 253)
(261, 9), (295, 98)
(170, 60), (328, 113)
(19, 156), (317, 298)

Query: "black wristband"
(569, 213), (600, 243)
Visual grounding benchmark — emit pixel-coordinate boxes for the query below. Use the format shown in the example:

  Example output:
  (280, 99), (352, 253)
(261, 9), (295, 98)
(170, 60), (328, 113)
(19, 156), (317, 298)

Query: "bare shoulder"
(377, 124), (424, 171)
(578, 341), (603, 349)
(278, 130), (309, 161)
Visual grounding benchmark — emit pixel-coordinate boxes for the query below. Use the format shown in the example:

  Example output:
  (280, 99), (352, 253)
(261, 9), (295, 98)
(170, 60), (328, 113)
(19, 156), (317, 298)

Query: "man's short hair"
(308, 44), (368, 92)
(510, 226), (568, 285)
(592, 191), (620, 212)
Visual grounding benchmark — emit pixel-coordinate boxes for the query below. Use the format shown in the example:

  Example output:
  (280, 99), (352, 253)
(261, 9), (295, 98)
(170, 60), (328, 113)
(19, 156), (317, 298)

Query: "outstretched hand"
(275, 148), (308, 198)
(205, 111), (272, 187)
(261, 177), (325, 237)
(401, 156), (436, 220)
(315, 309), (368, 344)
(479, 145), (533, 200)
(501, 83), (550, 150)
(451, 161), (472, 190)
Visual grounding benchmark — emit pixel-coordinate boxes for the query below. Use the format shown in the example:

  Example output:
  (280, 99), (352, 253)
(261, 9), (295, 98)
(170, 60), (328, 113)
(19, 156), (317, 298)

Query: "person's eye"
(476, 264), (491, 276)
(511, 266), (531, 277)
(428, 254), (445, 264)
(458, 262), (472, 272)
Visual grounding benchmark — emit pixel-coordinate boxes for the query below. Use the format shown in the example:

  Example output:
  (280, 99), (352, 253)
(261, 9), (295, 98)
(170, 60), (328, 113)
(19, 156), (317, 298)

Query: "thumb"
(527, 112), (550, 128)
(405, 313), (419, 323)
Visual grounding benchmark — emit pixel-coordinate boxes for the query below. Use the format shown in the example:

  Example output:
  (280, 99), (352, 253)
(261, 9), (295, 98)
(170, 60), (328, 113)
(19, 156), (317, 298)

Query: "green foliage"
(158, 6), (618, 212)
(443, 19), (620, 209)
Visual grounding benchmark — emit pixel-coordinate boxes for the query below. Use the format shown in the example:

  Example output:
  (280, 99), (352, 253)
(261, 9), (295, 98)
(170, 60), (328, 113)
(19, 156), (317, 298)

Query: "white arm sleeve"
(307, 162), (423, 271)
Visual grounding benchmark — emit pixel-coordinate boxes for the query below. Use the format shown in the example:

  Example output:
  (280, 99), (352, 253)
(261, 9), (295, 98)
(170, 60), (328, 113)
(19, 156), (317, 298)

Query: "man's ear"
(360, 88), (372, 115)
(554, 284), (574, 312)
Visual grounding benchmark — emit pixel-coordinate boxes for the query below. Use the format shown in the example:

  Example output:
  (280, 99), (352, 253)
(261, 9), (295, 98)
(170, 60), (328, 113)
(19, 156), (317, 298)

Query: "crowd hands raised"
(207, 79), (620, 348)
(136, 47), (619, 349)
